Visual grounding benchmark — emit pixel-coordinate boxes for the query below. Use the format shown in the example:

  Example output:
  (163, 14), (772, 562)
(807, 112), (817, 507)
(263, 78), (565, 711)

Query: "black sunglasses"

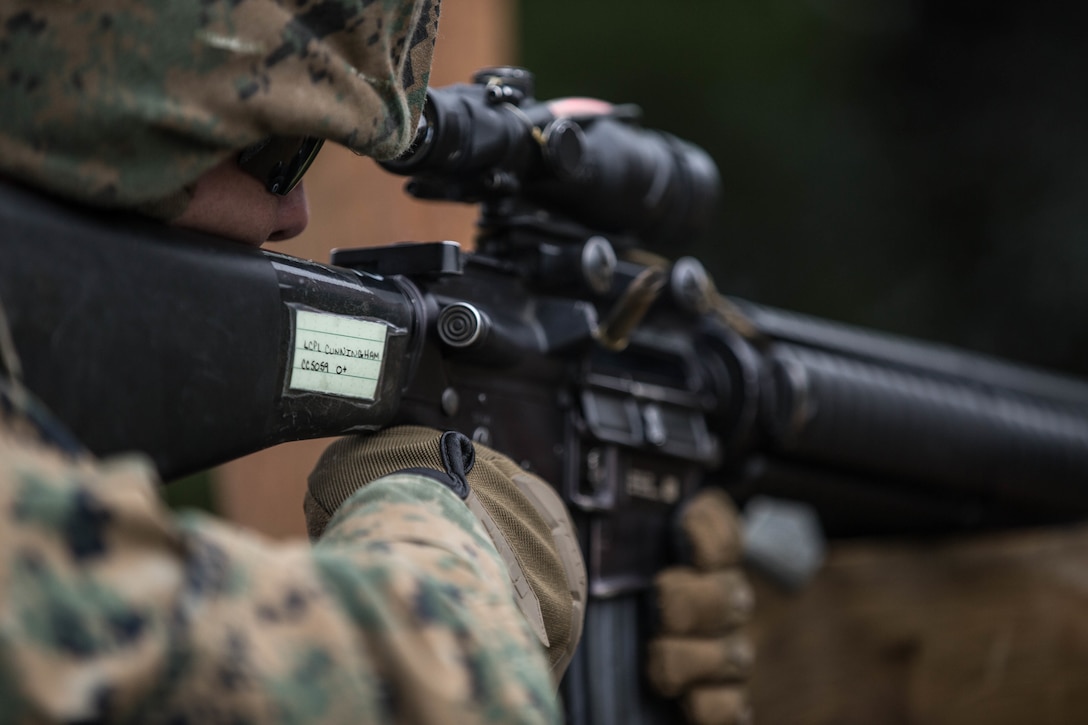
(237, 136), (325, 196)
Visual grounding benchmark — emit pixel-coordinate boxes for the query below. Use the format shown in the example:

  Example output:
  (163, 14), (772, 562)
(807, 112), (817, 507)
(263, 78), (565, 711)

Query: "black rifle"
(4, 67), (1088, 724)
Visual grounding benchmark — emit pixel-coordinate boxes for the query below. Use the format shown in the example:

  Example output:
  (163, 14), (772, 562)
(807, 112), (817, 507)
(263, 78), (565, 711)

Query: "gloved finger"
(646, 632), (754, 698)
(682, 686), (753, 725)
(655, 567), (754, 636)
(307, 426), (451, 538)
(680, 488), (743, 571)
(303, 488), (334, 540)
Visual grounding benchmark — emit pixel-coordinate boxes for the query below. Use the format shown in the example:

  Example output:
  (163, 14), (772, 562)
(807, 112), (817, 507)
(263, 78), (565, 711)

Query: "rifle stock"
(0, 181), (418, 477)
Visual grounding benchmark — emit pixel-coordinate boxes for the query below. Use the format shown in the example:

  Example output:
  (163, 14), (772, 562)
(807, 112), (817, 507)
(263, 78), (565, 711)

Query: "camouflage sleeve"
(0, 427), (558, 723)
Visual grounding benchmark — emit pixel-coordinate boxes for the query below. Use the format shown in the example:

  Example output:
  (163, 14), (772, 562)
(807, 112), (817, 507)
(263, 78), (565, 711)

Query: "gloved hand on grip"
(647, 488), (755, 725)
(305, 425), (587, 681)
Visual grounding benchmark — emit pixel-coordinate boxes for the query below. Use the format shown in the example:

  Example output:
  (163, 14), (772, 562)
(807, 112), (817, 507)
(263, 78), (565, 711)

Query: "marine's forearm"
(0, 428), (557, 724)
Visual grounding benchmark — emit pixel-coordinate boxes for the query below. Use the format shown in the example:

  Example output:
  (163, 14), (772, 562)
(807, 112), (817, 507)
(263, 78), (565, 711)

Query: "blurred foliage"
(520, 0), (1088, 376)
(162, 470), (218, 514)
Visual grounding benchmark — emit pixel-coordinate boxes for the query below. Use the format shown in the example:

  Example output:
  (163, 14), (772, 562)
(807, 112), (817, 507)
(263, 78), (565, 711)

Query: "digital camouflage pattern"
(0, 0), (441, 215)
(0, 418), (558, 723)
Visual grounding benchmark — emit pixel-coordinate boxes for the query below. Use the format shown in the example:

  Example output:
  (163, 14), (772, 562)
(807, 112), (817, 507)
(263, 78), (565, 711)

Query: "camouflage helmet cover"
(0, 0), (441, 215)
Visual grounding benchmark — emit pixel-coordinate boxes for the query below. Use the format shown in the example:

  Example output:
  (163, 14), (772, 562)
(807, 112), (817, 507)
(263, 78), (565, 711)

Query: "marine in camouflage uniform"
(0, 0), (580, 721)
(0, 405), (559, 722)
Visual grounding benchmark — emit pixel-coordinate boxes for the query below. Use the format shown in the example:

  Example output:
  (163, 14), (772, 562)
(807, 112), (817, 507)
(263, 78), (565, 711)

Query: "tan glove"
(647, 488), (755, 725)
(305, 425), (586, 680)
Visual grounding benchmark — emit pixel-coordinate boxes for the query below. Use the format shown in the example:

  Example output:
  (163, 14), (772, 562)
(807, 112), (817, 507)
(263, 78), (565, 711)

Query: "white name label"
(288, 309), (388, 400)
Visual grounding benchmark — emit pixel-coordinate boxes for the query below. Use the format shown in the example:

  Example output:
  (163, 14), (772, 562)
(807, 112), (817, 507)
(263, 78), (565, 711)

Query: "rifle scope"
(382, 67), (721, 248)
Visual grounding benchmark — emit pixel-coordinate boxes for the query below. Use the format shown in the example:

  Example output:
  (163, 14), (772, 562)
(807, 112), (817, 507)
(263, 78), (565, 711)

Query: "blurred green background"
(520, 0), (1088, 377)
